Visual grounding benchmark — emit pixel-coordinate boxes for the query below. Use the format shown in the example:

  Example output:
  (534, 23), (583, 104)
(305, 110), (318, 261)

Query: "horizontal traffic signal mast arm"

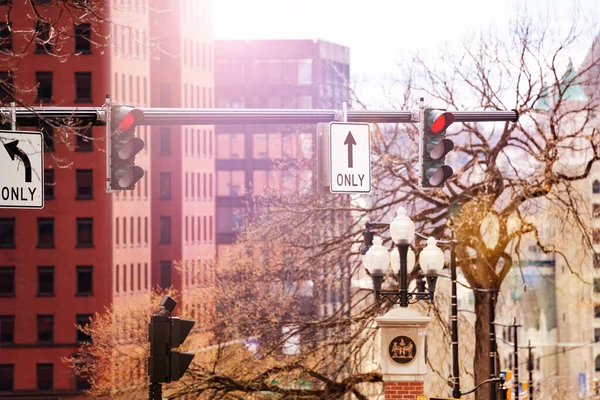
(137, 108), (417, 124)
(0, 107), (104, 126)
(1, 107), (519, 126)
(451, 110), (519, 123)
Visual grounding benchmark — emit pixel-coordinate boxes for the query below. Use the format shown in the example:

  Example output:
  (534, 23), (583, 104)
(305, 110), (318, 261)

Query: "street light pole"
(513, 317), (520, 399)
(450, 240), (460, 399)
(490, 290), (498, 400)
(397, 243), (410, 307)
(528, 340), (534, 400)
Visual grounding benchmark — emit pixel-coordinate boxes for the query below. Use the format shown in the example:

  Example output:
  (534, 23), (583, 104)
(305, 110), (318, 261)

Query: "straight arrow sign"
(328, 123), (370, 194)
(344, 131), (356, 168)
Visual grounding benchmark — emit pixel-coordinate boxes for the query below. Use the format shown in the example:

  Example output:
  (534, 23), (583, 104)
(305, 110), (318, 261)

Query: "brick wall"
(384, 381), (424, 399)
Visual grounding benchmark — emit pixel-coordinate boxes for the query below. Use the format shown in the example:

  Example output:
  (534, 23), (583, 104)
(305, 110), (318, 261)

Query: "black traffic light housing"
(109, 105), (145, 190)
(419, 108), (455, 188)
(148, 296), (195, 384)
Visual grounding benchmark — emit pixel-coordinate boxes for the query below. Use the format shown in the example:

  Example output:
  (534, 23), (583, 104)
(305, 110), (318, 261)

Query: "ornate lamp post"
(362, 207), (444, 307)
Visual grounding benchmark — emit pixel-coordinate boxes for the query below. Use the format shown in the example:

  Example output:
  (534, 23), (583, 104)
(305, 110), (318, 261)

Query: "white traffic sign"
(329, 122), (371, 193)
(0, 130), (44, 209)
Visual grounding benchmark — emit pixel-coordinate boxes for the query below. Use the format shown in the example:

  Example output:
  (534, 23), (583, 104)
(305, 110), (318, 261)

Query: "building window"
(37, 266), (54, 296)
(595, 304), (600, 318)
(76, 373), (91, 391)
(37, 315), (54, 343)
(0, 218), (15, 248)
(159, 172), (171, 199)
(160, 260), (172, 289)
(595, 278), (600, 293)
(594, 180), (600, 194)
(0, 23), (11, 53)
(130, 264), (134, 292)
(0, 267), (14, 296)
(137, 263), (141, 290)
(76, 127), (93, 151)
(159, 216), (171, 244)
(595, 328), (600, 342)
(42, 125), (54, 151)
(76, 314), (92, 342)
(34, 21), (52, 53)
(37, 218), (54, 248)
(74, 23), (91, 53)
(594, 229), (600, 245)
(36, 363), (53, 390)
(159, 128), (171, 155)
(217, 170), (245, 196)
(44, 169), (54, 199)
(115, 265), (119, 294)
(597, 355), (600, 372)
(75, 72), (92, 102)
(123, 264), (127, 292)
(76, 266), (93, 295)
(0, 364), (14, 391)
(76, 218), (93, 247)
(0, 71), (13, 103)
(36, 71), (53, 102)
(0, 316), (14, 344)
(76, 169), (93, 199)
(217, 133), (244, 159)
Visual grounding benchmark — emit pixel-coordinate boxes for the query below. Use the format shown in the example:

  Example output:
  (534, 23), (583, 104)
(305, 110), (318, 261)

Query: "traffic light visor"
(117, 166), (144, 188)
(428, 111), (455, 133)
(427, 165), (453, 186)
(118, 109), (144, 131)
(429, 138), (454, 160)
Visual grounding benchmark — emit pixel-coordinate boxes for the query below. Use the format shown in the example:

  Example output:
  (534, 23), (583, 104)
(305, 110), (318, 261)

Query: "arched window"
(596, 355), (600, 371)
(593, 180), (600, 194)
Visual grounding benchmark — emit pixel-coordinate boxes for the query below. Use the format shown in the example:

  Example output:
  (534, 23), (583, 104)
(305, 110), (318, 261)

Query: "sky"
(212, 0), (600, 108)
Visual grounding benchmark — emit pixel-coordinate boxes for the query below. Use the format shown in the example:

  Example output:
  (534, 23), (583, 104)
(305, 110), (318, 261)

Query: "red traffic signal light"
(426, 110), (455, 134)
(112, 107), (144, 133)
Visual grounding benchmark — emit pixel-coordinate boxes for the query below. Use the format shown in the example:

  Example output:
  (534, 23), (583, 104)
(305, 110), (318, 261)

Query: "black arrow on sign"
(344, 131), (356, 168)
(4, 140), (32, 183)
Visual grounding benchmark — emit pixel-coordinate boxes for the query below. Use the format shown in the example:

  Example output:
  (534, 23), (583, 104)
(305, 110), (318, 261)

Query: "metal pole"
(489, 290), (497, 400)
(450, 241), (460, 399)
(398, 243), (409, 307)
(10, 102), (16, 130)
(0, 106), (520, 126)
(513, 317), (519, 399)
(148, 382), (162, 400)
(528, 340), (534, 400)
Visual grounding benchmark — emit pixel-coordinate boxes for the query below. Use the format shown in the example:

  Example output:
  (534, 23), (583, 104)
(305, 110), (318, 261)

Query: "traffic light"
(148, 297), (195, 383)
(419, 108), (455, 188)
(108, 105), (145, 190)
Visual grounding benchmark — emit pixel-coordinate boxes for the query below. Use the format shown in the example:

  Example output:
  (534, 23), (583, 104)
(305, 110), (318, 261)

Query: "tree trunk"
(473, 290), (496, 400)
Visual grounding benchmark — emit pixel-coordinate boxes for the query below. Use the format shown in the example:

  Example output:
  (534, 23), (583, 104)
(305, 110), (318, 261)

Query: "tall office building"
(0, 1), (215, 397)
(214, 39), (350, 252)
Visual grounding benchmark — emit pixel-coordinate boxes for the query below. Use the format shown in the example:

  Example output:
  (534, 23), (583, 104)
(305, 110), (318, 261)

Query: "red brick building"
(0, 1), (215, 397)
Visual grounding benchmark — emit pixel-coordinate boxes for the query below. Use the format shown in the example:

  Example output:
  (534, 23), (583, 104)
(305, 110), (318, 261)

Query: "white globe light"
(419, 236), (445, 276)
(390, 207), (415, 244)
(390, 246), (416, 275)
(362, 236), (389, 276)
